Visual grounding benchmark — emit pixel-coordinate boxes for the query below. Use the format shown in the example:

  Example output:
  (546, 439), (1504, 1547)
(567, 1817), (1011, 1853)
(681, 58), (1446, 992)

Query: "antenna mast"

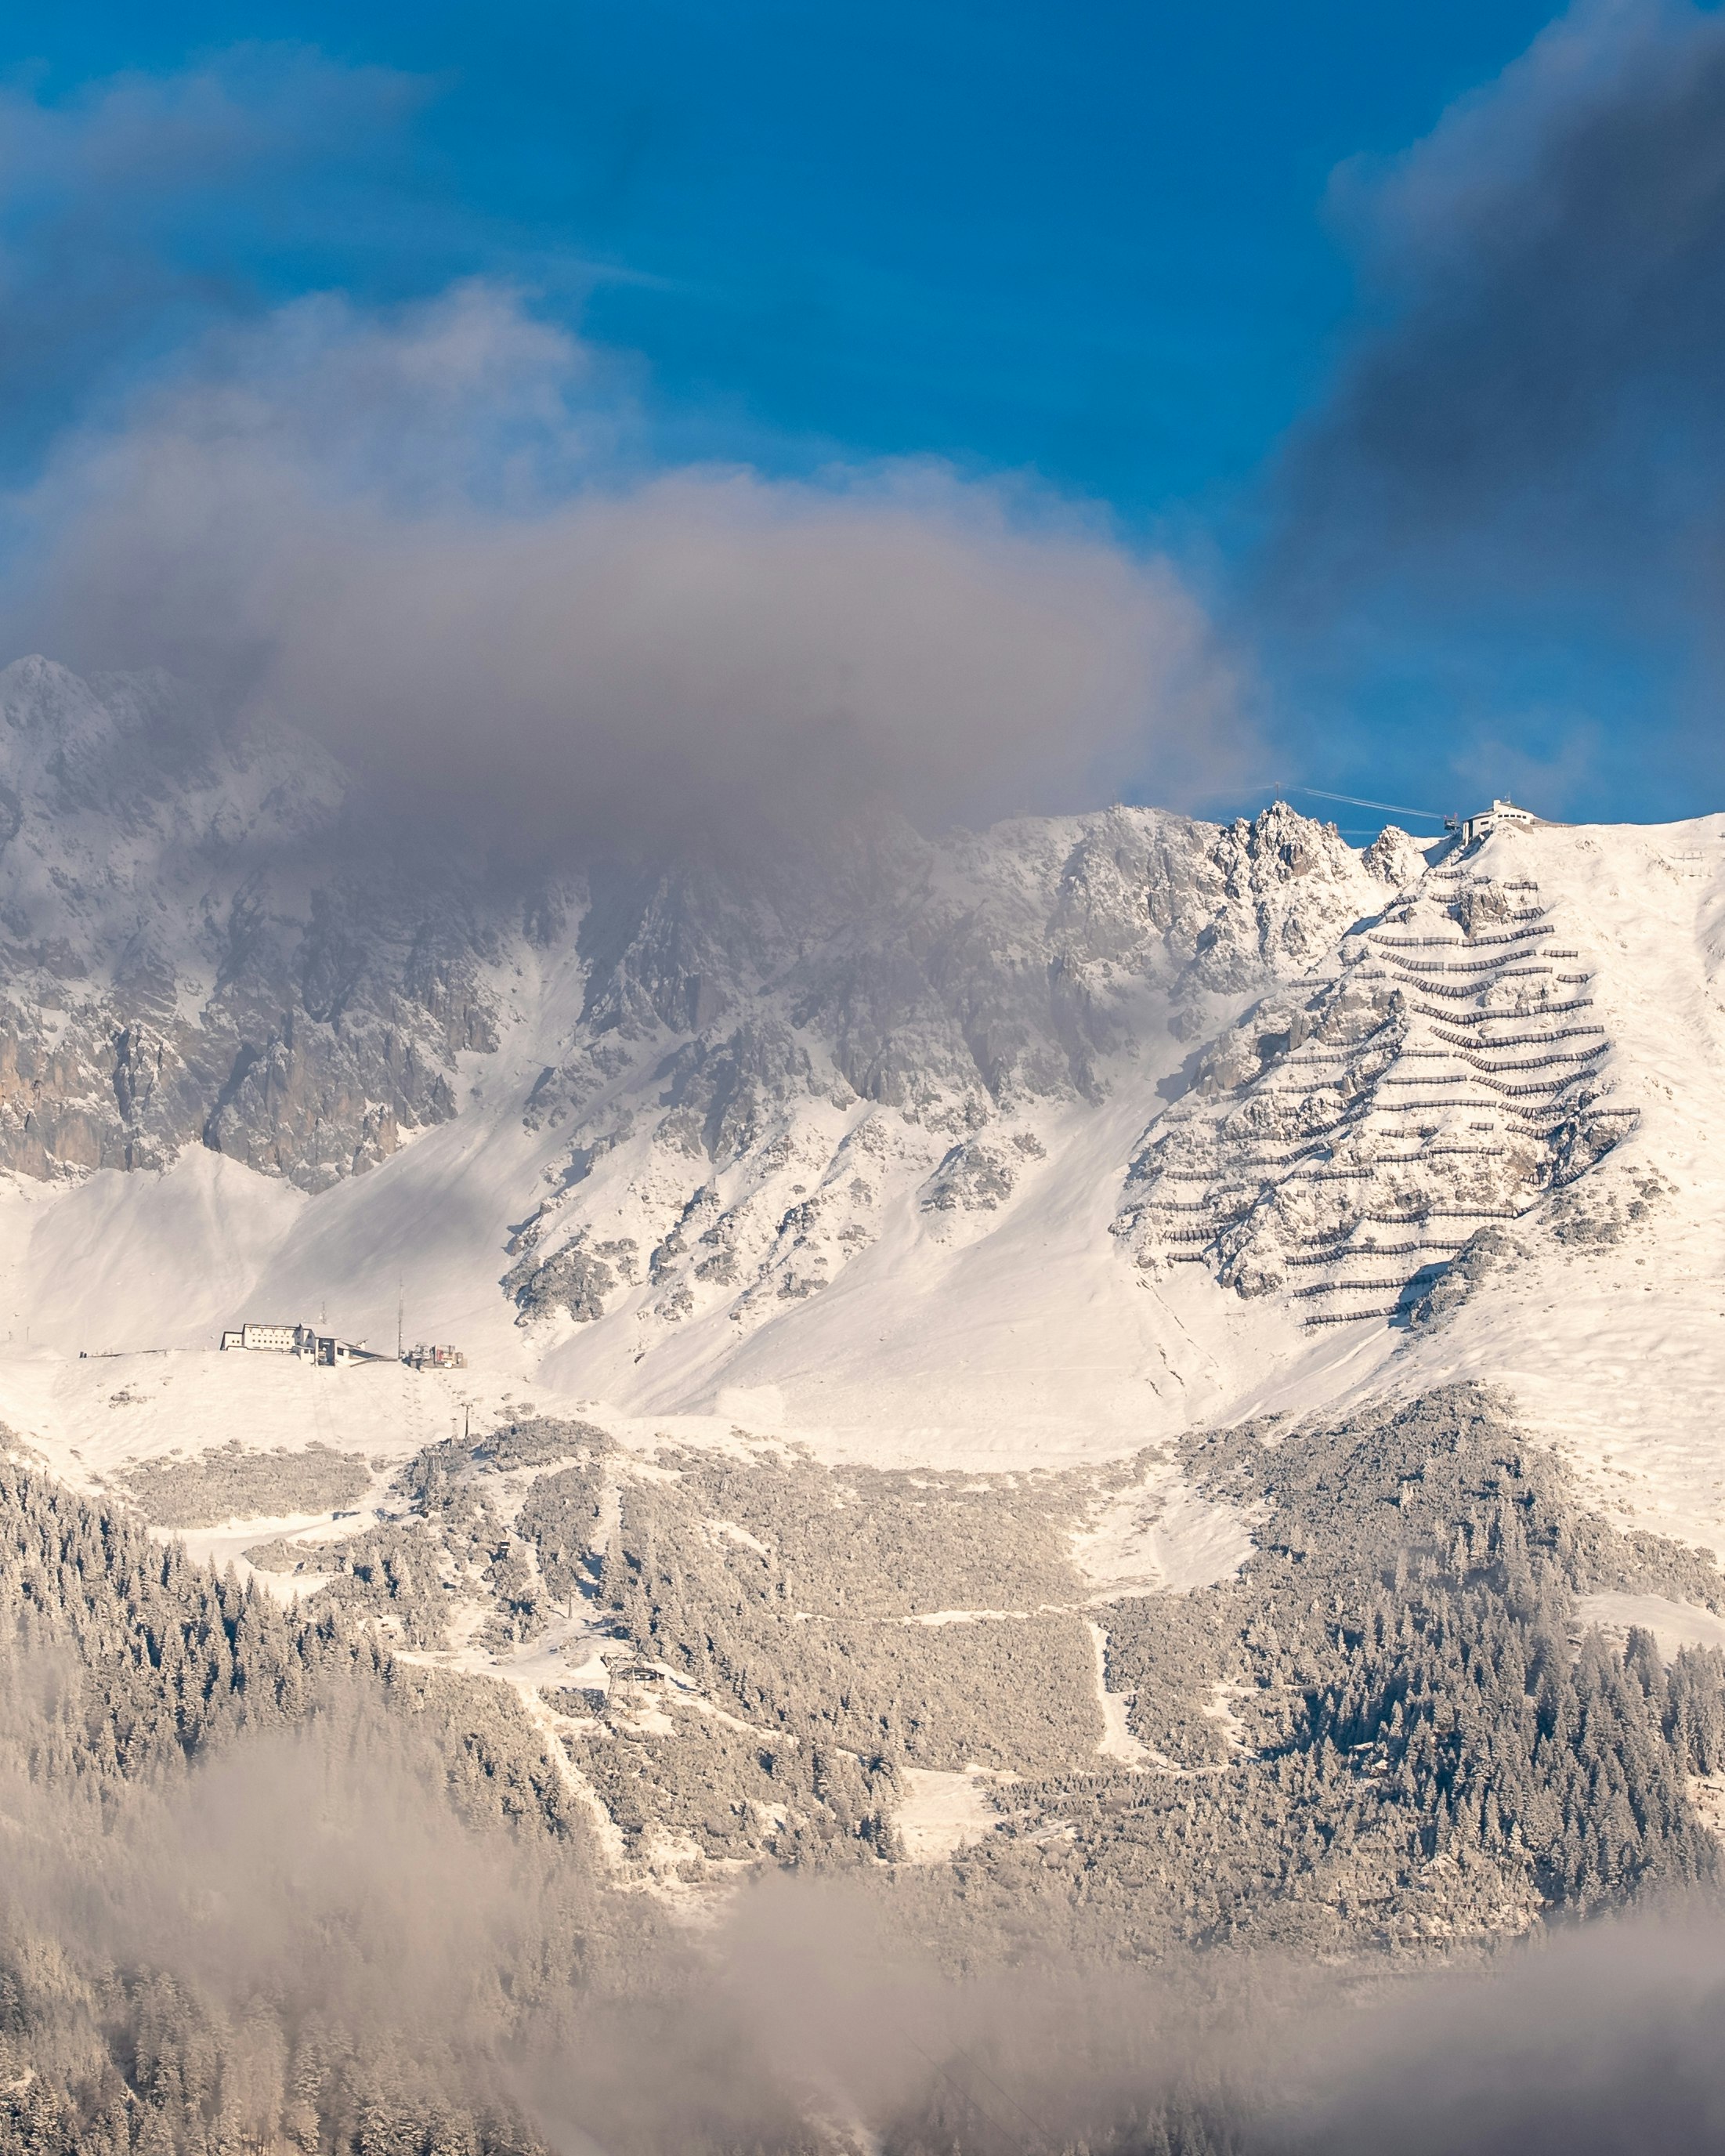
(397, 1276), (403, 1363)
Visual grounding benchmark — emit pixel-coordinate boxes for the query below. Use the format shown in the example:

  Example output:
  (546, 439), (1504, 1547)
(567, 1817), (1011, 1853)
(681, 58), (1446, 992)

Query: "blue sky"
(6, 2), (1723, 845)
(21, 2), (1553, 503)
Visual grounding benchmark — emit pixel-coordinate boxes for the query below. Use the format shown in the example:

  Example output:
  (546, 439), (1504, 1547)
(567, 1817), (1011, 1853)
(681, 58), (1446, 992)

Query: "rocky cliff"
(0, 659), (501, 1192)
(497, 796), (1410, 1347)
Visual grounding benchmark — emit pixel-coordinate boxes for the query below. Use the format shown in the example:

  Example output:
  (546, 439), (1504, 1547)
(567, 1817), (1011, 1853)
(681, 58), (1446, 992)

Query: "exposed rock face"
(553, 801), (1397, 1112)
(922, 1134), (1036, 1214)
(0, 659), (501, 1192)
(509, 798), (1409, 1344)
(1114, 863), (1638, 1322)
(504, 1235), (639, 1324)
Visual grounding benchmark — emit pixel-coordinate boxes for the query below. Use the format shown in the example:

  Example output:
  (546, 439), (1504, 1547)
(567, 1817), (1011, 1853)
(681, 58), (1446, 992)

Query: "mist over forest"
(9, 1380), (1725, 2155)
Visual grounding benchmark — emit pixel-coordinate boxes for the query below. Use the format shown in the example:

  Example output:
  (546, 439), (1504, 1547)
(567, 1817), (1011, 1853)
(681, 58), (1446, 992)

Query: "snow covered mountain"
(1116, 848), (1634, 1316)
(0, 657), (1408, 1427)
(0, 656), (1713, 1508)
(10, 657), (1725, 1974)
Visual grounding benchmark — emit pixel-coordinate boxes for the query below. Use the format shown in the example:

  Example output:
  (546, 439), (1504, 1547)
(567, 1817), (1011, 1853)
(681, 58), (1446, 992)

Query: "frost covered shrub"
(114, 1438), (370, 1526)
(624, 1445), (1086, 1618)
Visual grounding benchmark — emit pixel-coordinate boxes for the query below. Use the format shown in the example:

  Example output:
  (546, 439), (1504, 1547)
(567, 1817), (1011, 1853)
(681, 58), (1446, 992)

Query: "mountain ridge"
(0, 656), (1719, 1529)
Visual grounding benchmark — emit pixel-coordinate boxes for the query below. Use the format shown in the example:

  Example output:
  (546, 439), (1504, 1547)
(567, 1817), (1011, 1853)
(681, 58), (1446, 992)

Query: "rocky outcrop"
(1114, 863), (1638, 1322)
(506, 799), (1412, 1340)
(0, 658), (503, 1192)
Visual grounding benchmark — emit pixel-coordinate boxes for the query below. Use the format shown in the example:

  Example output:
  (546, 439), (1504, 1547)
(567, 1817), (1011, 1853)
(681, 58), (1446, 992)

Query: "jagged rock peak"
(0, 659), (1414, 1221)
(504, 798), (1415, 1346)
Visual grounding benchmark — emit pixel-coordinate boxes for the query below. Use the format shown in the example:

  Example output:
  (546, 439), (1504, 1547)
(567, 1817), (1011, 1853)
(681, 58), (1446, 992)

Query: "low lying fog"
(6, 1666), (1723, 2155)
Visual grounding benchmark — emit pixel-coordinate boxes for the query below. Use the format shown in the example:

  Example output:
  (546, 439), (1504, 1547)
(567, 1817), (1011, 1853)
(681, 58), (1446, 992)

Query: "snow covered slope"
(1266, 814), (1725, 1559)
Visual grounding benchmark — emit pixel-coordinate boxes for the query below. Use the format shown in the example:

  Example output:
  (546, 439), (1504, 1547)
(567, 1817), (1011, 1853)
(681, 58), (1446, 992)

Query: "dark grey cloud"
(0, 47), (1249, 862)
(1275, 0), (1725, 637)
(0, 280), (1246, 860)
